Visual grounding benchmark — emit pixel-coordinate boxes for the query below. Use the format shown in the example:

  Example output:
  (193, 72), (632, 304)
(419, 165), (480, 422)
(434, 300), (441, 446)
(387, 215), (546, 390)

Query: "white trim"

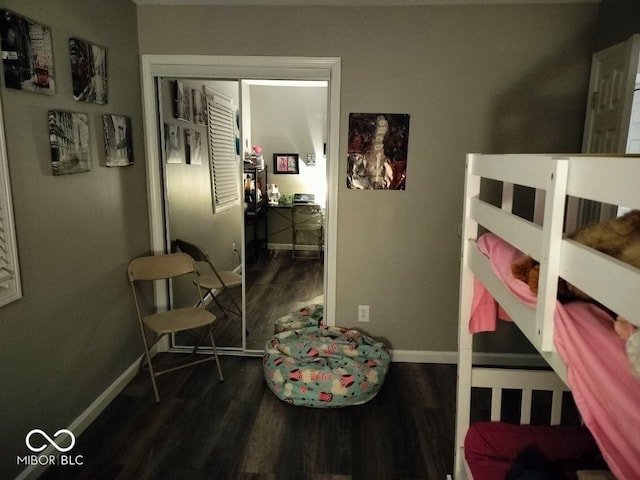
(15, 357), (143, 480)
(389, 350), (548, 366)
(267, 242), (322, 251)
(0, 94), (22, 308)
(244, 79), (328, 88)
(140, 54), (340, 331)
(132, 0), (600, 5)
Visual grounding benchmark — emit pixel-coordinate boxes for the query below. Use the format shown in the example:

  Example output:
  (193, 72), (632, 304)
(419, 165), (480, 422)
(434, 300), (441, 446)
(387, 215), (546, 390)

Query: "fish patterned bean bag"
(263, 320), (390, 408)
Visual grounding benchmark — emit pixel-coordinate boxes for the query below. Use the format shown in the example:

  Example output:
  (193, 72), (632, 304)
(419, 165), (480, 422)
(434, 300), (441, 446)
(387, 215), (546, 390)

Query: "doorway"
(572, 34), (640, 228)
(139, 55), (340, 354)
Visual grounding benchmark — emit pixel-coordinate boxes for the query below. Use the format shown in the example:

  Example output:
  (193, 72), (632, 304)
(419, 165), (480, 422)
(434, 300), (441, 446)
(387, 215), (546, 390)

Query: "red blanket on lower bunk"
(465, 422), (605, 479)
(469, 233), (640, 480)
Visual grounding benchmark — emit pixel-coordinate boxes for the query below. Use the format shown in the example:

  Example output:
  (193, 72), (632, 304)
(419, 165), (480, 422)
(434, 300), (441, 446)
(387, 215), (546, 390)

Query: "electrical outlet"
(358, 305), (369, 322)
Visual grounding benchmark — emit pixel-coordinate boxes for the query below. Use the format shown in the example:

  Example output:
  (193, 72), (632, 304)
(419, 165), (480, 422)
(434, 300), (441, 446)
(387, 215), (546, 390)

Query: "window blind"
(205, 88), (239, 212)
(0, 96), (21, 308)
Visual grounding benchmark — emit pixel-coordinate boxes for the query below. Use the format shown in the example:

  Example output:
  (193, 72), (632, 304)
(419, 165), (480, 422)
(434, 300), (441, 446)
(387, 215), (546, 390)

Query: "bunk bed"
(454, 154), (640, 480)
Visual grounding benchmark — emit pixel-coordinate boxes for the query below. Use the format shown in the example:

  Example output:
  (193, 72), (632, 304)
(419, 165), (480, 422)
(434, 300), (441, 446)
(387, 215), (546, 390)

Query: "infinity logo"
(25, 429), (76, 453)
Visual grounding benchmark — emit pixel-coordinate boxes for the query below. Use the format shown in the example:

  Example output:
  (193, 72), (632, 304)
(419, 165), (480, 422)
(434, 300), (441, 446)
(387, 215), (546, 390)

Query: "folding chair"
(174, 238), (243, 319)
(128, 252), (224, 402)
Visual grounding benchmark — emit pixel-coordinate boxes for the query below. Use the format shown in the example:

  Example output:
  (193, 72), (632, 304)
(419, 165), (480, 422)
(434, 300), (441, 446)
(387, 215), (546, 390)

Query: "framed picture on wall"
(69, 37), (107, 104)
(273, 153), (299, 174)
(347, 113), (410, 190)
(103, 114), (133, 166)
(0, 9), (55, 95)
(48, 110), (91, 175)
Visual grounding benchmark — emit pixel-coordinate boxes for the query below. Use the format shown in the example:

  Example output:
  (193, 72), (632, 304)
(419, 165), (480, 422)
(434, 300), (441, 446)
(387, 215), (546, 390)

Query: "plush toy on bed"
(615, 316), (640, 379)
(510, 209), (640, 378)
(510, 209), (640, 302)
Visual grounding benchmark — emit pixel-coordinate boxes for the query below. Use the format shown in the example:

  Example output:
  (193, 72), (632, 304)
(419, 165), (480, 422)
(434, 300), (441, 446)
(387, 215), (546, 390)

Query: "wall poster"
(347, 113), (410, 190)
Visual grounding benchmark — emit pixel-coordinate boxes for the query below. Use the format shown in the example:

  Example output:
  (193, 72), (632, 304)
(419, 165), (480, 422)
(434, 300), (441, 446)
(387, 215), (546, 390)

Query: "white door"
(569, 35), (640, 228)
(582, 34), (640, 153)
(625, 81), (640, 153)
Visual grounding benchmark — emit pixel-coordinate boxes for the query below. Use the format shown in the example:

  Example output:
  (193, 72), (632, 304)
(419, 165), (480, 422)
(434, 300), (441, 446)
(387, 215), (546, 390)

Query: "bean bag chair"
(274, 303), (324, 333)
(263, 323), (390, 408)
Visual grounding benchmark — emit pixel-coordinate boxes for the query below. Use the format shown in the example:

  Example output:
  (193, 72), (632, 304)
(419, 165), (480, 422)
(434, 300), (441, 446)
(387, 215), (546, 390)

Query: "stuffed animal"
(511, 209), (640, 302)
(614, 316), (640, 379)
(511, 210), (640, 378)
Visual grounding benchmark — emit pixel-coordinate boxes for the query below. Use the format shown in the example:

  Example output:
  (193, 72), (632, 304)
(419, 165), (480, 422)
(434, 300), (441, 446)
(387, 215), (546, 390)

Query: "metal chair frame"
(128, 252), (224, 402)
(291, 204), (324, 260)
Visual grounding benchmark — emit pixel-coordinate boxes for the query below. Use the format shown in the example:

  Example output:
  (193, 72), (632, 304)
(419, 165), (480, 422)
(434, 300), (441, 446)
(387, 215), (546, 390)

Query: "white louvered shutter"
(205, 88), (240, 212)
(0, 96), (21, 307)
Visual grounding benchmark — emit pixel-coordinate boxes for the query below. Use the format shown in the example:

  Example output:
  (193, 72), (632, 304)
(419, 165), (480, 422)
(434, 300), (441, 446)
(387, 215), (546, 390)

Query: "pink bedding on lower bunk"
(469, 233), (640, 480)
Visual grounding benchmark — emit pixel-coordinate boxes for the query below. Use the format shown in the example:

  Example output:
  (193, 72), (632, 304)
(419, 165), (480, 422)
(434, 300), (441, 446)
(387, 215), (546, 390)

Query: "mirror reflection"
(161, 77), (327, 353)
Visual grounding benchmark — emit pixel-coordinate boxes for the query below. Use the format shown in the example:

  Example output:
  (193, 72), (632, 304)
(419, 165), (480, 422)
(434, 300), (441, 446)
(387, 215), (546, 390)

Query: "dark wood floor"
(200, 249), (324, 351)
(40, 356), (457, 480)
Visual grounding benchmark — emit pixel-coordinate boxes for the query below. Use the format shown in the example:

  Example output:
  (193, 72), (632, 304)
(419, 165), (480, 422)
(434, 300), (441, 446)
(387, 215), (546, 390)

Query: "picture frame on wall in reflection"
(165, 123), (182, 164)
(173, 80), (191, 122)
(273, 153), (299, 174)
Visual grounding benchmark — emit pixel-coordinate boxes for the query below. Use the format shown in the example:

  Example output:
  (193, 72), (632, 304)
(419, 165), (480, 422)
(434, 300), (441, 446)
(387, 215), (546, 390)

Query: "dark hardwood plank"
(177, 249), (324, 352)
(40, 357), (457, 480)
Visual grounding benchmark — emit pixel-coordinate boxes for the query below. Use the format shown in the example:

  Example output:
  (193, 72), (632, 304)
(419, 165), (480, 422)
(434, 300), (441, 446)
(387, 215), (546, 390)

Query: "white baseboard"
(390, 349), (459, 363)
(267, 243), (321, 251)
(16, 356), (142, 480)
(390, 350), (547, 368)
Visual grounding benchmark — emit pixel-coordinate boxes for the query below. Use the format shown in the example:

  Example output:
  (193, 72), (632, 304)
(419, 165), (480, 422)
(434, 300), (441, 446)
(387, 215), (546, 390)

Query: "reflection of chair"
(292, 204), (324, 260)
(128, 253), (223, 402)
(174, 238), (242, 318)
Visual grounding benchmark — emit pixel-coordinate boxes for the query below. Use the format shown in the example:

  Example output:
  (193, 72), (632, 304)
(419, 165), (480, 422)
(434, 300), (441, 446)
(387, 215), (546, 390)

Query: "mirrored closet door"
(158, 76), (328, 354)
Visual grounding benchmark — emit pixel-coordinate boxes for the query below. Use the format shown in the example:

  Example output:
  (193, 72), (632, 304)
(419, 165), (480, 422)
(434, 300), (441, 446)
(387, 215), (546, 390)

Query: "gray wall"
(595, 0), (640, 50)
(251, 84), (328, 205)
(0, 0), (147, 476)
(0, 0), (634, 477)
(137, 4), (598, 352)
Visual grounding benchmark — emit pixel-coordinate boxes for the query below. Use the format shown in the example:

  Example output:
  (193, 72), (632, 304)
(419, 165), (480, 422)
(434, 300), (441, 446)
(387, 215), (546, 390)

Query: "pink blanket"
(469, 233), (640, 480)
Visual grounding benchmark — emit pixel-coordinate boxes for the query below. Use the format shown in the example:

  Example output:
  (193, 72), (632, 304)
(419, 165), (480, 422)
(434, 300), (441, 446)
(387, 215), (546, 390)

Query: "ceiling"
(132, 0), (600, 5)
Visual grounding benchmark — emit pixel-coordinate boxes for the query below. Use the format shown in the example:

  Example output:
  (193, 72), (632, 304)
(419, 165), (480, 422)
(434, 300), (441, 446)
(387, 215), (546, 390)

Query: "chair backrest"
(128, 252), (196, 282)
(174, 238), (209, 264)
(292, 204), (323, 226)
(174, 238), (225, 281)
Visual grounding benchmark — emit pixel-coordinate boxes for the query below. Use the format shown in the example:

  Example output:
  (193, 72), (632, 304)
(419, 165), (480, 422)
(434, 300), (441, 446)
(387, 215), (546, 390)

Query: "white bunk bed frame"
(454, 153), (640, 479)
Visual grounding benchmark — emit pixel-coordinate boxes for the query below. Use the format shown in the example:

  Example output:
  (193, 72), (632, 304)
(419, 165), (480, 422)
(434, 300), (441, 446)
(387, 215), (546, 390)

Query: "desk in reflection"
(268, 203), (324, 257)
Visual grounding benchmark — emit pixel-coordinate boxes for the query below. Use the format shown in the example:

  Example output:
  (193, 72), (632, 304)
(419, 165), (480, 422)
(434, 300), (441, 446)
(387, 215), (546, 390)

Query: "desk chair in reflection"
(174, 239), (243, 319)
(128, 252), (224, 402)
(291, 204), (324, 260)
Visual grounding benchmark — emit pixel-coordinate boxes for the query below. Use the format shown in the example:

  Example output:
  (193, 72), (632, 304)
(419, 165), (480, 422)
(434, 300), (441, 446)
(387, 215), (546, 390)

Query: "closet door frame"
(140, 55), (340, 347)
